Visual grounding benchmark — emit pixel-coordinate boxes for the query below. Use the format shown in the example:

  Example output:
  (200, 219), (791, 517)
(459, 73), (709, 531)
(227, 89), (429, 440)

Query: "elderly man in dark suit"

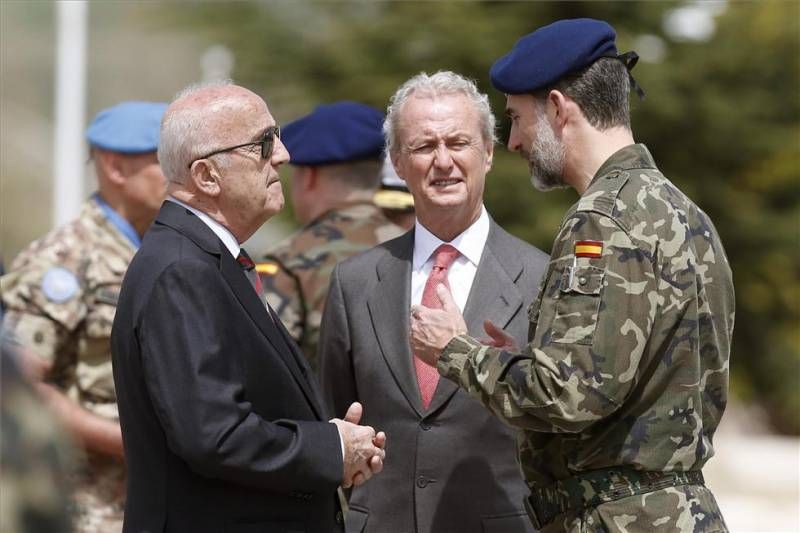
(319, 71), (548, 533)
(110, 82), (385, 533)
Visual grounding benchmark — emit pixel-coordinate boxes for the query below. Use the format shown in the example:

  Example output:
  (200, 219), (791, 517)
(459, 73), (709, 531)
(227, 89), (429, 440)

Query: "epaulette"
(575, 170), (629, 220)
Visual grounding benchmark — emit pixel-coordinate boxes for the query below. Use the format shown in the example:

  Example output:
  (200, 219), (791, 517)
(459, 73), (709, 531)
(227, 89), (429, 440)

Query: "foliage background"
(162, 0), (800, 433)
(1, 0), (798, 433)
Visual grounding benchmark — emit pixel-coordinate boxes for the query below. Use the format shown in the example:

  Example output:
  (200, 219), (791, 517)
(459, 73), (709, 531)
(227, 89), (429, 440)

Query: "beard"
(528, 114), (567, 192)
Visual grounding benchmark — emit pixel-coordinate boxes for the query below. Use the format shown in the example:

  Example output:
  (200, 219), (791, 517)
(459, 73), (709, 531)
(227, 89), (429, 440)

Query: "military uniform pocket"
(551, 265), (604, 345)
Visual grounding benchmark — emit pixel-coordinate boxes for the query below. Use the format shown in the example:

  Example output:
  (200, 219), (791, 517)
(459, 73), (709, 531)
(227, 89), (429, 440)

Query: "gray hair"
(383, 71), (497, 155)
(158, 79), (234, 183)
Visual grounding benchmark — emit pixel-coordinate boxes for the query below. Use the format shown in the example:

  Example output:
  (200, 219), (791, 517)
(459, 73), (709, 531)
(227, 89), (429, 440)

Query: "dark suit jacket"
(111, 201), (344, 533)
(319, 220), (549, 533)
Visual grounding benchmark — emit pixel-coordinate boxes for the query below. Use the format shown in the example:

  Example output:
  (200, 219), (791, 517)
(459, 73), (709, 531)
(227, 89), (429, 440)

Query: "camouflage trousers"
(527, 468), (728, 533)
(71, 452), (125, 533)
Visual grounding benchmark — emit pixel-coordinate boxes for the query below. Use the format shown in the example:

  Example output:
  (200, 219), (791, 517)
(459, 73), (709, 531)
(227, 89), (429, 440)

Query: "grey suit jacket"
(319, 219), (549, 533)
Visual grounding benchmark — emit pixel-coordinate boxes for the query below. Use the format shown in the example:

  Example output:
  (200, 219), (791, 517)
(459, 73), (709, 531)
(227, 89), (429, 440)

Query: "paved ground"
(704, 403), (800, 532)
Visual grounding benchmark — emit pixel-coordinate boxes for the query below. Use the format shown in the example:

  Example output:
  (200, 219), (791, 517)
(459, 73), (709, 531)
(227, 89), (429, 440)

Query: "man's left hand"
(409, 284), (467, 367)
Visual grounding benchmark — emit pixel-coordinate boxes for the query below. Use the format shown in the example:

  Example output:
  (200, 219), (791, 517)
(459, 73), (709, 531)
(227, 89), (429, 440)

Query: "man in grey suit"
(319, 71), (548, 533)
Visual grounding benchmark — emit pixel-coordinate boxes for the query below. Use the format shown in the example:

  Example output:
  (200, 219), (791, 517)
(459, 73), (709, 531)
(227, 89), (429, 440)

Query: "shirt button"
(578, 276), (588, 286)
(416, 476), (429, 488)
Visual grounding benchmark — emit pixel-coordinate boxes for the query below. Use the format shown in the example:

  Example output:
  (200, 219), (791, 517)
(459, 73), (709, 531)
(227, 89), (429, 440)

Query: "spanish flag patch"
(255, 262), (279, 275)
(574, 240), (603, 258)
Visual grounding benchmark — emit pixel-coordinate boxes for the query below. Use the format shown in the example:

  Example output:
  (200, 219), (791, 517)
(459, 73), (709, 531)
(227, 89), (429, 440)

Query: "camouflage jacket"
(1, 197), (135, 417)
(1, 197), (131, 529)
(439, 144), (734, 488)
(260, 202), (405, 372)
(1, 339), (75, 533)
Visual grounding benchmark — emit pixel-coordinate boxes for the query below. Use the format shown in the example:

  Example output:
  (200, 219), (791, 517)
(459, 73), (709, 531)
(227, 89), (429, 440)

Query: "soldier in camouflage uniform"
(1, 101), (167, 533)
(373, 154), (415, 231)
(410, 20), (733, 532)
(260, 102), (404, 370)
(1, 328), (75, 533)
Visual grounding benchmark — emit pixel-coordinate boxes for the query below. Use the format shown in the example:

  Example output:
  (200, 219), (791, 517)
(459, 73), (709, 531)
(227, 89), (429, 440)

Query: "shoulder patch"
(256, 262), (279, 275)
(41, 267), (80, 303)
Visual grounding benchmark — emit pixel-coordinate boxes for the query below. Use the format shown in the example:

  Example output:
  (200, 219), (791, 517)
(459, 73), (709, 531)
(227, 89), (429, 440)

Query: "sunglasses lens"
(262, 126), (279, 159)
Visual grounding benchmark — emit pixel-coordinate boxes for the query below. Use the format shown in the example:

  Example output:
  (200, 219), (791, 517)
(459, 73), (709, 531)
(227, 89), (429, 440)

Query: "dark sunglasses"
(187, 125), (280, 168)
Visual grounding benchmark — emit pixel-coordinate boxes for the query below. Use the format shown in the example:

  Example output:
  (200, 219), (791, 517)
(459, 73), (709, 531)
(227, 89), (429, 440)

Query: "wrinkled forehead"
(397, 93), (481, 139)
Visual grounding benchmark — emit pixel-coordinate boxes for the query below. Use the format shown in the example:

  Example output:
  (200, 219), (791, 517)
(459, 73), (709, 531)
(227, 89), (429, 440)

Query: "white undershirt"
(411, 206), (490, 312)
(167, 197), (241, 257)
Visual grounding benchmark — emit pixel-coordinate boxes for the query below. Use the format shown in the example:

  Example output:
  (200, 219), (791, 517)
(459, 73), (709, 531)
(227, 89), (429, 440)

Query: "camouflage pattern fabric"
(439, 144), (734, 532)
(260, 201), (405, 371)
(1, 197), (131, 532)
(1, 339), (75, 533)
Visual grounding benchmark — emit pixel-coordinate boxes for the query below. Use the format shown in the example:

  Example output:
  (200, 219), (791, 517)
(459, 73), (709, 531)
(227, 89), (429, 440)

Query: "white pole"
(53, 0), (88, 227)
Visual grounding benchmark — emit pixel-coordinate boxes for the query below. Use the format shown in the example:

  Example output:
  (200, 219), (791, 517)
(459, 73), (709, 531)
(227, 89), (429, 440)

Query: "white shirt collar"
(412, 205), (490, 270)
(166, 197), (240, 258)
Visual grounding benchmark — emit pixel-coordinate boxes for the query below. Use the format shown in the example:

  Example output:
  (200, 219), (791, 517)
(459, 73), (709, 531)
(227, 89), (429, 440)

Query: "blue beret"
(490, 18), (619, 94)
(86, 101), (167, 154)
(282, 101), (385, 166)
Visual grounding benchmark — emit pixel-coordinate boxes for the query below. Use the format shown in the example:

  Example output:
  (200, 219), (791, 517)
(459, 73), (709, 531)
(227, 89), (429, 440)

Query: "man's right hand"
(330, 402), (386, 488)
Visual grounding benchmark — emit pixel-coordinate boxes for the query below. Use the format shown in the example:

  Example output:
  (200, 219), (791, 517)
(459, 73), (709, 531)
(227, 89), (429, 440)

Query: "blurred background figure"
(373, 155), (415, 231)
(1, 326), (75, 533)
(0, 101), (167, 533)
(259, 101), (405, 371)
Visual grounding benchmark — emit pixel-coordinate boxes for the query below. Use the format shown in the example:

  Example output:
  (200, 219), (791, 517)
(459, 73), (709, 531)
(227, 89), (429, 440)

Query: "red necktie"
(236, 249), (263, 295)
(238, 249), (283, 327)
(415, 244), (460, 409)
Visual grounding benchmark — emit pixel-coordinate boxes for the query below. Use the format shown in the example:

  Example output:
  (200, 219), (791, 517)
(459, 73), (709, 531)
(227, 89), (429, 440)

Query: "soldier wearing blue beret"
(1, 100), (168, 533)
(258, 101), (405, 370)
(410, 18), (733, 533)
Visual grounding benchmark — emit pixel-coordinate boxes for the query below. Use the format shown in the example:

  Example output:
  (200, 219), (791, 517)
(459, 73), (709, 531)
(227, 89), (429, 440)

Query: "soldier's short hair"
(324, 160), (382, 191)
(537, 58), (631, 131)
(383, 71), (497, 156)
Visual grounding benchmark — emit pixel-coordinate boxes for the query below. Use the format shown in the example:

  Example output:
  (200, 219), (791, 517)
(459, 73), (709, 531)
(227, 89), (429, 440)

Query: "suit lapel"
(157, 202), (326, 420)
(366, 232), (425, 417)
(426, 221), (524, 413)
(272, 306), (329, 417)
(220, 253), (326, 420)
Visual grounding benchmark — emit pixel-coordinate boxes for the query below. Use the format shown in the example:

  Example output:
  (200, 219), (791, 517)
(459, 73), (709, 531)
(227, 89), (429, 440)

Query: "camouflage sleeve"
(0, 265), (87, 365)
(438, 211), (657, 433)
(258, 257), (305, 344)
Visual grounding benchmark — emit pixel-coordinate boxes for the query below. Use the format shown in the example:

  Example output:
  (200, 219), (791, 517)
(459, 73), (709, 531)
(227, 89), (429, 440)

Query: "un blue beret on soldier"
(490, 18), (619, 94)
(85, 101), (167, 154)
(282, 101), (385, 166)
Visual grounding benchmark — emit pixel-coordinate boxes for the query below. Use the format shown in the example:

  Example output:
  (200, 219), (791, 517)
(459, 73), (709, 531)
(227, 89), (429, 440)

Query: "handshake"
(330, 402), (387, 488)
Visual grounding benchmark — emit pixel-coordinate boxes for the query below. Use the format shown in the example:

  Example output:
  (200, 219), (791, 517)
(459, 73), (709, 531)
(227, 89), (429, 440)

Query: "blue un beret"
(490, 18), (619, 95)
(282, 101), (385, 166)
(86, 101), (167, 154)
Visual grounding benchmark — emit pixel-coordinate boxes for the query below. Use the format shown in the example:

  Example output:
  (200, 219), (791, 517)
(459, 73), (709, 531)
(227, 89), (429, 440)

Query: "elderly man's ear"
(188, 160), (223, 197)
(484, 142), (494, 173)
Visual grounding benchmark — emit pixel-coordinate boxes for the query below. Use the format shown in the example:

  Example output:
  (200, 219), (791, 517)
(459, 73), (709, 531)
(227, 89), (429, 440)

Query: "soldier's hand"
(409, 285), (467, 367)
(480, 320), (518, 351)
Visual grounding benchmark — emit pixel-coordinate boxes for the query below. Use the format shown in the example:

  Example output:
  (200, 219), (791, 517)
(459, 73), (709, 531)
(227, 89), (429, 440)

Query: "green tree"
(159, 0), (800, 433)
